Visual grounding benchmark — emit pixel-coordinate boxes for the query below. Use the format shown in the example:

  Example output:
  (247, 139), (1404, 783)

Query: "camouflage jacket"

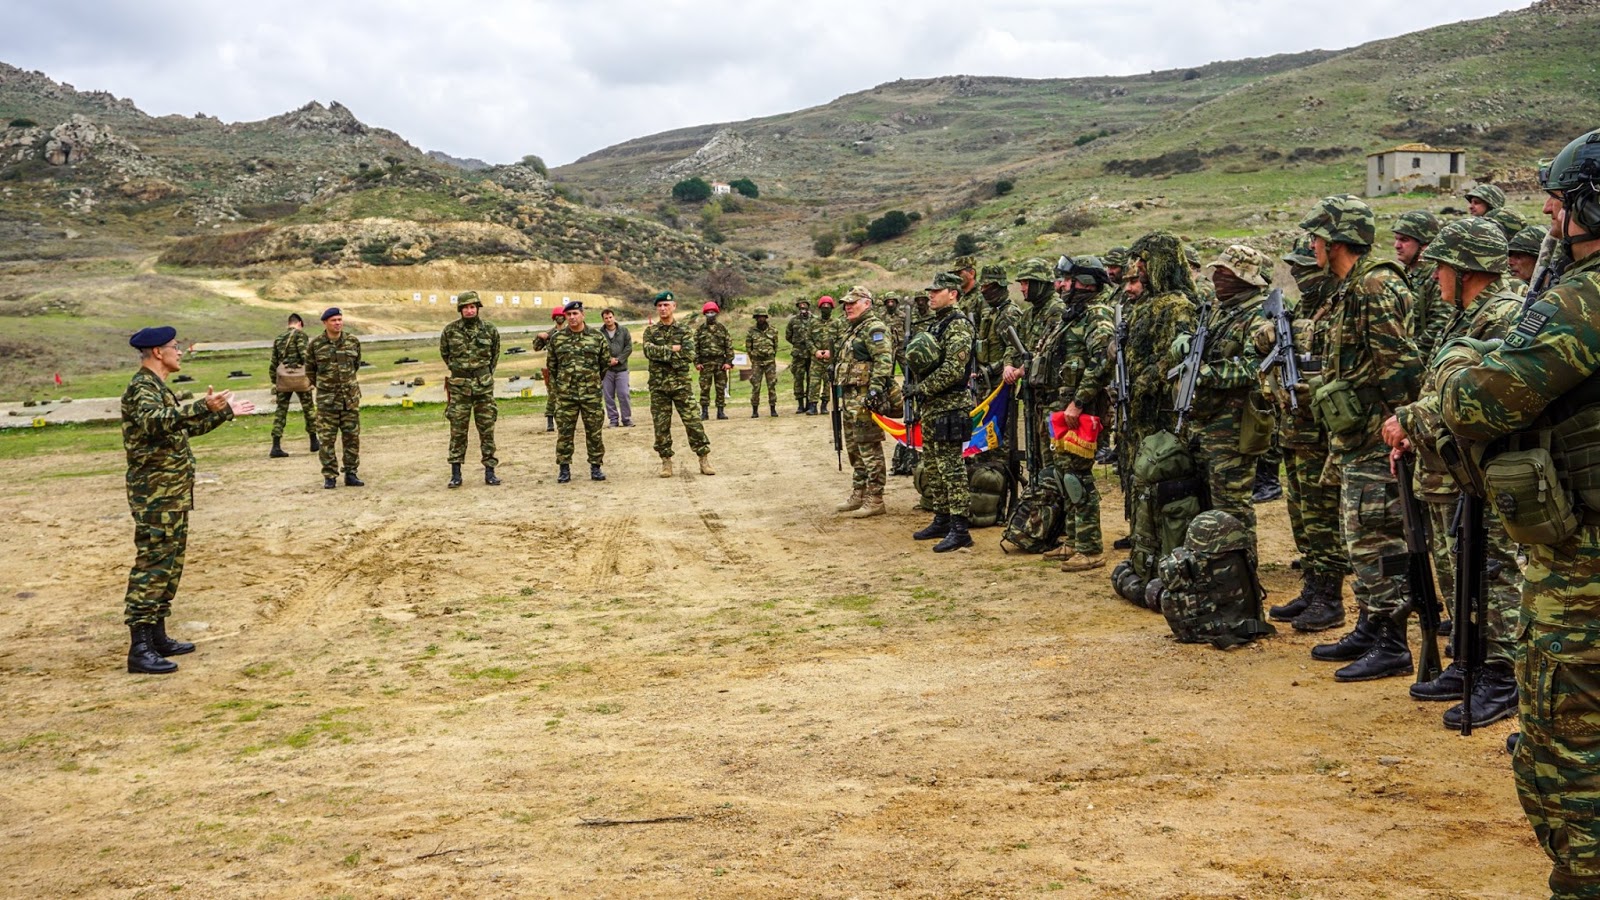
(642, 319), (697, 391)
(1309, 255), (1420, 461)
(784, 313), (812, 354)
(547, 325), (609, 398)
(959, 285), (984, 343)
(1018, 294), (1067, 390)
(121, 367), (234, 514)
(975, 295), (1023, 370)
(1396, 277), (1521, 498)
(811, 315), (847, 363)
(1127, 291), (1199, 436)
(439, 316), (500, 379)
(1191, 286), (1267, 420)
(746, 323), (779, 361)
(834, 311), (895, 392)
(695, 320), (734, 365)
(307, 331), (363, 409)
(1405, 260), (1450, 363)
(1055, 296), (1115, 414)
(269, 328), (309, 373)
(919, 308), (975, 419)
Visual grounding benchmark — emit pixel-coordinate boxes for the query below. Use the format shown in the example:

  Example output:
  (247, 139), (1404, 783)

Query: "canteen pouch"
(275, 363), (311, 393)
(1483, 441), (1578, 546)
(1238, 393), (1275, 456)
(1311, 378), (1365, 436)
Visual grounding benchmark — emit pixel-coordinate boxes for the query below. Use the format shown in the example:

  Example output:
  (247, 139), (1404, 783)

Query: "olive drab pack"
(1151, 511), (1275, 649)
(1112, 430), (1207, 605)
(1000, 465), (1066, 553)
(966, 453), (1013, 528)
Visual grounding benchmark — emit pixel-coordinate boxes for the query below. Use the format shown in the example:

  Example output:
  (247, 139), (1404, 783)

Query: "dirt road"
(0, 409), (1542, 898)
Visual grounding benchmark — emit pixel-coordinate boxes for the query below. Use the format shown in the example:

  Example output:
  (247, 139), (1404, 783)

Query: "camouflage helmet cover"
(880, 290), (902, 304)
(1184, 510), (1252, 558)
(1206, 244), (1271, 287)
(1484, 206), (1528, 241)
(1182, 244), (1201, 267)
(455, 290), (481, 308)
(1299, 194), (1377, 247)
(1420, 217), (1509, 275)
(1465, 183), (1507, 210)
(1013, 256), (1055, 283)
(979, 264), (1009, 286)
(952, 255), (978, 271)
(906, 332), (942, 378)
(1104, 246), (1130, 267)
(1392, 210), (1442, 245)
(752, 306), (770, 317)
(1508, 225), (1547, 257)
(1281, 244), (1318, 267)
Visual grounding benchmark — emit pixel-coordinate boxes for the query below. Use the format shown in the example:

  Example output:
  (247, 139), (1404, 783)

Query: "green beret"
(653, 291), (675, 303)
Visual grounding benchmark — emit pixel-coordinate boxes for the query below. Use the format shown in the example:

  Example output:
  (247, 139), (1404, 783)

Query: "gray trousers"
(602, 370), (632, 425)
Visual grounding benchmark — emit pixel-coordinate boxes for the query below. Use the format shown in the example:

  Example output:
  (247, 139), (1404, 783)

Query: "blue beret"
(321, 307), (342, 321)
(129, 326), (176, 349)
(564, 300), (583, 313)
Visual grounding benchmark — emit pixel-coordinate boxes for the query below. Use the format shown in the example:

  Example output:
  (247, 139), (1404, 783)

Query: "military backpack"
(1149, 511), (1275, 648)
(1000, 465), (1066, 553)
(1112, 430), (1207, 606)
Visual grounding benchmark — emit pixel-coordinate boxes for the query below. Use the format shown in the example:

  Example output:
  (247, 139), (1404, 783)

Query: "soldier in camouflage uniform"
(1293, 195), (1421, 681)
(268, 312), (315, 458)
(954, 255), (983, 338)
(1439, 129), (1600, 900)
(1048, 257), (1116, 571)
(439, 291), (501, 488)
(1104, 246), (1130, 286)
(532, 305), (566, 432)
(1382, 218), (1525, 726)
(307, 307), (364, 488)
(120, 326), (253, 674)
(808, 295), (846, 414)
(972, 264), (1022, 395)
(786, 298), (813, 413)
(893, 291), (934, 480)
(1003, 258), (1069, 477)
(1486, 205), (1529, 243)
(745, 307), (779, 417)
(833, 287), (896, 518)
(695, 301), (734, 420)
(1185, 244), (1218, 307)
(910, 272), (975, 552)
(1393, 211), (1450, 362)
(1508, 224), (1548, 286)
(1123, 233), (1201, 473)
(643, 292), (714, 477)
(1465, 183), (1506, 217)
(546, 301), (610, 483)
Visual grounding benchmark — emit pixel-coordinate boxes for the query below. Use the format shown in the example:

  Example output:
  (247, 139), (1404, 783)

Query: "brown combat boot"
(698, 453), (716, 476)
(836, 487), (865, 512)
(1060, 553), (1105, 572)
(848, 488), (885, 518)
(659, 457), (674, 478)
(1043, 544), (1076, 561)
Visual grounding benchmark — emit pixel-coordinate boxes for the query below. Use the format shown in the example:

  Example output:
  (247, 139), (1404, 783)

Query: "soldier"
(1382, 218), (1524, 727)
(1103, 246), (1130, 286)
(642, 291), (714, 477)
(892, 290), (934, 480)
(1485, 205), (1529, 242)
(268, 312), (316, 458)
(745, 306), (779, 418)
(908, 272), (975, 552)
(307, 307), (364, 489)
(1465, 183), (1506, 217)
(1185, 244), (1218, 307)
(546, 301), (609, 483)
(1507, 225), (1547, 286)
(1002, 257), (1068, 477)
(953, 254), (982, 333)
(439, 291), (501, 488)
(532, 305), (566, 432)
(600, 307), (634, 427)
(1293, 195), (1421, 681)
(833, 286), (896, 518)
(695, 301), (734, 420)
(1392, 210), (1449, 362)
(1437, 128), (1600, 899)
(120, 326), (253, 674)
(1049, 257), (1116, 571)
(786, 297), (813, 413)
(808, 295), (845, 415)
(881, 291), (905, 371)
(973, 264), (1022, 394)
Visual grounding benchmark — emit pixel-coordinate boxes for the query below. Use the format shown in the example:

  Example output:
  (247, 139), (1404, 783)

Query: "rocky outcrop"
(654, 129), (764, 182)
(266, 101), (370, 136)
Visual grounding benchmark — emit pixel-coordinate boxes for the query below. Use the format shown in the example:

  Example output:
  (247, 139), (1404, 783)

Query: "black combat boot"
(151, 619), (195, 656)
(820, 398), (830, 415)
(1310, 607), (1376, 661)
(701, 405), (710, 421)
(1112, 535), (1133, 550)
(1270, 572), (1317, 621)
(270, 438), (288, 458)
(913, 513), (951, 541)
(1443, 664), (1519, 730)
(127, 624), (177, 675)
(448, 463), (463, 488)
(1506, 732), (1522, 755)
(323, 477), (337, 489)
(1334, 613), (1413, 682)
(485, 467), (501, 486)
(933, 516), (975, 553)
(1409, 659), (1465, 701)
(546, 415), (555, 432)
(770, 402), (778, 417)
(591, 464), (606, 482)
(557, 464), (571, 484)
(716, 408), (728, 420)
(751, 403), (760, 418)
(1252, 459), (1282, 503)
(796, 400), (806, 413)
(309, 434), (320, 453)
(344, 471), (364, 487)
(1292, 575), (1346, 632)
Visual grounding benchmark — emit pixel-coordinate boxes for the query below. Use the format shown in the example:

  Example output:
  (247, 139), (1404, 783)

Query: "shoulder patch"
(1512, 298), (1559, 343)
(871, 331), (886, 342)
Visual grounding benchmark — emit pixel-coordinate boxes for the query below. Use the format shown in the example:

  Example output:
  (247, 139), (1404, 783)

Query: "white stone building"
(1366, 143), (1468, 197)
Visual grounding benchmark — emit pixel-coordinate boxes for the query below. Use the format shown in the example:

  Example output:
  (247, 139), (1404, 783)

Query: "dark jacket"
(602, 324), (633, 373)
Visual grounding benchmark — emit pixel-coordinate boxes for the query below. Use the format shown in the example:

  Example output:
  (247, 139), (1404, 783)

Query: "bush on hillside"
(672, 177), (712, 202)
(729, 178), (758, 198)
(865, 210), (911, 243)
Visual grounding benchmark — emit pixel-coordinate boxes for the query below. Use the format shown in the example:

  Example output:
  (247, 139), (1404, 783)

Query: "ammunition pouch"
(926, 409), (971, 443)
(838, 360), (873, 387)
(1311, 379), (1376, 436)
(1238, 393), (1275, 456)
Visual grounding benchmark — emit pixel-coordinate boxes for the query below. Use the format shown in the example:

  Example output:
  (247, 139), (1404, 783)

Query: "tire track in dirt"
(255, 519), (421, 627)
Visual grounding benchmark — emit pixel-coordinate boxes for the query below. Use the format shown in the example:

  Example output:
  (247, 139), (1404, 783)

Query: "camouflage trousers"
(445, 378), (497, 468)
(1338, 457), (1407, 618)
(749, 359), (778, 407)
(124, 510), (188, 626)
(650, 384), (711, 459)
(316, 404), (361, 479)
(790, 355), (813, 402)
(271, 389), (315, 439)
(1195, 419), (1261, 555)
(841, 387), (885, 492)
(544, 377), (559, 417)
(1060, 454), (1103, 555)
(1285, 445), (1351, 578)
(1425, 498), (1524, 667)
(698, 365), (729, 410)
(922, 439), (970, 516)
(807, 367), (836, 407)
(556, 390), (605, 465)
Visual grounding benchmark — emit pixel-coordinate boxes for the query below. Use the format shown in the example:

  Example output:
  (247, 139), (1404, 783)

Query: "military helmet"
(1508, 225), (1547, 257)
(1281, 244), (1318, 267)
(1206, 244), (1271, 287)
(752, 306), (769, 317)
(795, 296), (810, 307)
(1055, 255), (1075, 278)
(1070, 255), (1110, 286)
(456, 290), (481, 309)
(1484, 206), (1528, 241)
(906, 331), (942, 378)
(1014, 257), (1054, 283)
(1392, 210), (1442, 245)
(1299, 194), (1376, 247)
(1420, 217), (1509, 275)
(880, 290), (902, 304)
(1184, 510), (1252, 558)
(979, 264), (1009, 287)
(1465, 183), (1507, 210)
(1545, 130), (1600, 235)
(1182, 245), (1201, 268)
(1104, 246), (1130, 268)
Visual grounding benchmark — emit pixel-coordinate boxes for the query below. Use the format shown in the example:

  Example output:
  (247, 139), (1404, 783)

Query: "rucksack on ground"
(967, 452), (1012, 528)
(1149, 510), (1275, 648)
(1112, 430), (1206, 606)
(1000, 465), (1066, 553)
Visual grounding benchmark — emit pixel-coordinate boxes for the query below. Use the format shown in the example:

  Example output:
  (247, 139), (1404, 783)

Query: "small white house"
(711, 181), (732, 196)
(1366, 143), (1468, 197)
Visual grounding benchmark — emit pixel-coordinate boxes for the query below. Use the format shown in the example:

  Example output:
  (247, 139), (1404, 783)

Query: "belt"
(450, 367), (489, 379)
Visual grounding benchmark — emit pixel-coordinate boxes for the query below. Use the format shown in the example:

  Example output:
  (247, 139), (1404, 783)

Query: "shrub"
(7, 118), (37, 129)
(729, 178), (758, 198)
(813, 233), (838, 257)
(671, 177), (712, 203)
(520, 154), (549, 177)
(865, 210), (912, 243)
(995, 179), (1015, 196)
(953, 233), (980, 257)
(699, 266), (749, 304)
(1049, 209), (1099, 233)
(846, 228), (869, 245)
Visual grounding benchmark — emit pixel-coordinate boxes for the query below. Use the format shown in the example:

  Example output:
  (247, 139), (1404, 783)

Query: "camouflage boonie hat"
(925, 271), (963, 293)
(1299, 194), (1376, 247)
(1206, 244), (1271, 287)
(1392, 210), (1442, 245)
(1185, 510), (1252, 558)
(1104, 246), (1130, 267)
(1183, 245), (1201, 268)
(1465, 183), (1507, 210)
(1420, 217), (1509, 275)
(952, 255), (978, 271)
(1281, 244), (1318, 267)
(979, 264), (1008, 286)
(1484, 206), (1528, 241)
(456, 290), (481, 308)
(1014, 257), (1054, 283)
(752, 306), (769, 317)
(906, 332), (942, 378)
(1508, 225), (1547, 257)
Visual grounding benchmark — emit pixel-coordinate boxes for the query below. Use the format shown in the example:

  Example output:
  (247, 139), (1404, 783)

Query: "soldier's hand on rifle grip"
(1002, 364), (1024, 385)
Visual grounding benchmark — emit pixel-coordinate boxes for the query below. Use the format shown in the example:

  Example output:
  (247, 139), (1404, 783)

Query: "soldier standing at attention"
(695, 301), (734, 420)
(833, 287), (895, 518)
(546, 301), (610, 483)
(307, 307), (364, 489)
(909, 272), (976, 552)
(643, 291), (714, 477)
(1048, 257), (1116, 572)
(439, 290), (501, 488)
(1392, 211), (1449, 362)
(972, 264), (1021, 394)
(121, 326), (254, 674)
(533, 304), (566, 432)
(785, 298), (813, 413)
(745, 307), (779, 418)
(1438, 128), (1600, 900)
(808, 296), (845, 416)
(268, 312), (316, 458)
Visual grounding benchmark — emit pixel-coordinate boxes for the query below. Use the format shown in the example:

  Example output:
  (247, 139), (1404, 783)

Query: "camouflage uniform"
(533, 315), (564, 421)
(439, 308), (500, 469)
(643, 318), (711, 459)
(1013, 262), (1068, 471)
(269, 326), (314, 441)
(1053, 269), (1116, 556)
(918, 293), (975, 518)
(807, 307), (846, 410)
(785, 303), (813, 410)
(121, 367), (234, 626)
(954, 255), (983, 339)
(973, 265), (1022, 393)
(835, 289), (896, 504)
(547, 324), (609, 465)
(746, 310), (780, 412)
(307, 329), (363, 480)
(1124, 238), (1200, 461)
(1394, 211), (1450, 363)
(695, 316), (734, 414)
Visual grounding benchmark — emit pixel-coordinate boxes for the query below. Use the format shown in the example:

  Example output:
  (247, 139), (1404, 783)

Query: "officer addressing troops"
(642, 291), (714, 477)
(268, 312), (316, 459)
(439, 290), (501, 488)
(546, 301), (610, 483)
(908, 272), (976, 552)
(121, 326), (254, 674)
(746, 306), (780, 418)
(695, 301), (734, 420)
(307, 307), (364, 489)
(786, 297), (813, 413)
(833, 286), (895, 519)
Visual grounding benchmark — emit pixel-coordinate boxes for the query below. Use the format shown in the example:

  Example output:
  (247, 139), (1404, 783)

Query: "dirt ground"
(0, 407), (1544, 899)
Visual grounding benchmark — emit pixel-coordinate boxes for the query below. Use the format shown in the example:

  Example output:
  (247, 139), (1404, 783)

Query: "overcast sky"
(4, 1), (1529, 167)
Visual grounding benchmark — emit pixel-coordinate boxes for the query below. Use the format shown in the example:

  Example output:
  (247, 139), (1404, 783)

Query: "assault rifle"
(830, 379), (843, 471)
(1379, 453), (1444, 684)
(1004, 324), (1038, 488)
(1112, 299), (1132, 519)
(1166, 304), (1211, 433)
(1450, 492), (1489, 736)
(1257, 288), (1300, 411)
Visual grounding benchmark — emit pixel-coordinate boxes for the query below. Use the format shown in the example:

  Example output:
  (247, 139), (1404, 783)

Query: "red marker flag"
(53, 372), (62, 386)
